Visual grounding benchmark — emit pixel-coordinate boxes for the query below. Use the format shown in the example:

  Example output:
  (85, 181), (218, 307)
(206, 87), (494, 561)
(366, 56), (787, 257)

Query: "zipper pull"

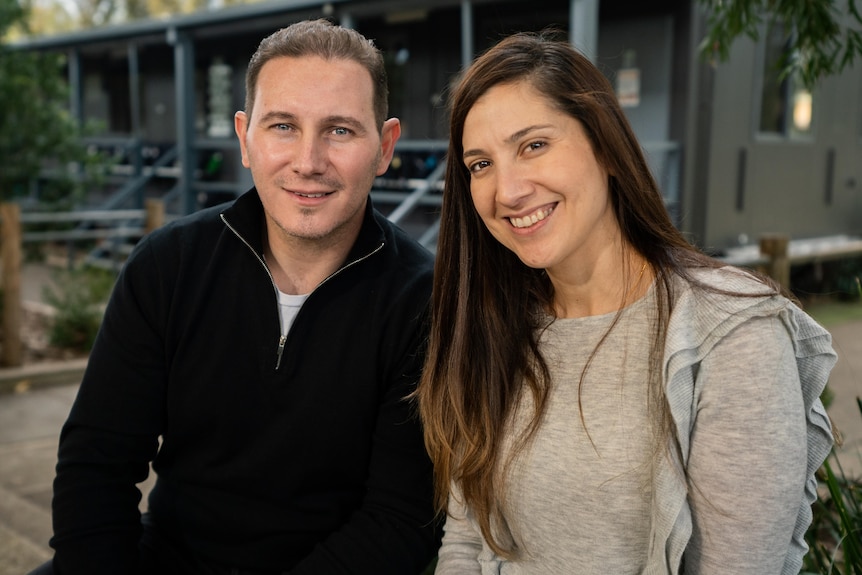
(275, 334), (287, 370)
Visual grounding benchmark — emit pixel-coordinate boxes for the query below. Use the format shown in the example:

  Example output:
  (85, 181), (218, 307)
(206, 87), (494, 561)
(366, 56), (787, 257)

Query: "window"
(758, 20), (814, 138)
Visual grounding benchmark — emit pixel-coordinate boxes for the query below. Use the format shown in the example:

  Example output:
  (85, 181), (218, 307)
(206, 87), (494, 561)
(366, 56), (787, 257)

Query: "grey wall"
(704, 35), (862, 251)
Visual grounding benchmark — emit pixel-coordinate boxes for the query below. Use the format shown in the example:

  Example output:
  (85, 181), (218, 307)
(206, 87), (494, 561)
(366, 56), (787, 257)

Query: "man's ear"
(376, 118), (402, 176)
(235, 111), (250, 168)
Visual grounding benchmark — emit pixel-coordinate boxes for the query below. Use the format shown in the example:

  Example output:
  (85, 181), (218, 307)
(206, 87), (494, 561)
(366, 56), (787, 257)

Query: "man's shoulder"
(371, 210), (434, 269)
(144, 202), (229, 246)
(362, 213), (434, 310)
(122, 203), (232, 275)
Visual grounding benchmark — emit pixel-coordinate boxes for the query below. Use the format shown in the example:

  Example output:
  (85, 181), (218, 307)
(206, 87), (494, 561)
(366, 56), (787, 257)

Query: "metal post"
(67, 49), (83, 126)
(128, 43), (144, 206)
(168, 28), (198, 215)
(570, 0), (599, 61)
(461, 1), (473, 69)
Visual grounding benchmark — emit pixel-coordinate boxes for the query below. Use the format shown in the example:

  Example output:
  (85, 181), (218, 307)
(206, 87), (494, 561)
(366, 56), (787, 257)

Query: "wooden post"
(0, 202), (23, 367)
(759, 233), (790, 290)
(145, 198), (165, 234)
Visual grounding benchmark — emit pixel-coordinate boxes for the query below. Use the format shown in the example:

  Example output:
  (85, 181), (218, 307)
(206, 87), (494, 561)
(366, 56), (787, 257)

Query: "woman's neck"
(548, 248), (650, 318)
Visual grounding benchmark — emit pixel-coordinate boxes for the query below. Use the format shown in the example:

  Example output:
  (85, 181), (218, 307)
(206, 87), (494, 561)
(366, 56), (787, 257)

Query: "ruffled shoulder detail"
(658, 266), (836, 574)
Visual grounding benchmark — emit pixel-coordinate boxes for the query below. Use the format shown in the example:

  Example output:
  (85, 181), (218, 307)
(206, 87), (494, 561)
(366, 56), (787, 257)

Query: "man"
(34, 19), (439, 575)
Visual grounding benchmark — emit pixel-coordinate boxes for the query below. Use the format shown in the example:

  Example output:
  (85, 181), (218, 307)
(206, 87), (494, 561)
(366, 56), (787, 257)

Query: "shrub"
(792, 257), (862, 303)
(804, 400), (862, 575)
(42, 266), (115, 352)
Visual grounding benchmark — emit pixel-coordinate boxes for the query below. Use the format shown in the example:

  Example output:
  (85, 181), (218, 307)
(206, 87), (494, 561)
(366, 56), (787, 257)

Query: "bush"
(792, 257), (862, 303)
(42, 266), (115, 352)
(803, 400), (862, 575)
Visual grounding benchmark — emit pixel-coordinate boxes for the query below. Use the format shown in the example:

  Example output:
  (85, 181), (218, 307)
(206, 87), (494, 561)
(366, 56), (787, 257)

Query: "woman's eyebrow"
(463, 124), (554, 160)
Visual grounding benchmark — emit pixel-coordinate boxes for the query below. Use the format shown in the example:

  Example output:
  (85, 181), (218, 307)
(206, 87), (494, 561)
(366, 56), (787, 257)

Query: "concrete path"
(822, 320), (862, 478)
(0, 384), (75, 574)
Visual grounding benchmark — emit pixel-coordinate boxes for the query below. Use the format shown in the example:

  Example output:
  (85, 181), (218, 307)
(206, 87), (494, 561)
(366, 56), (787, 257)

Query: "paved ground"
(0, 266), (859, 574)
(821, 319), (862, 477)
(0, 383), (76, 574)
(0, 376), (155, 575)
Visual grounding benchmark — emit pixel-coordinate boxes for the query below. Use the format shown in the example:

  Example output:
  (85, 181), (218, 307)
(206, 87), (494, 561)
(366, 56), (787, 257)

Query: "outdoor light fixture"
(792, 89), (812, 132)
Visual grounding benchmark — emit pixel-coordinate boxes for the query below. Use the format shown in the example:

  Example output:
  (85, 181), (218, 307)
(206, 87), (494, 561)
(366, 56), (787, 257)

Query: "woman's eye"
(526, 140), (546, 152)
(468, 160), (491, 173)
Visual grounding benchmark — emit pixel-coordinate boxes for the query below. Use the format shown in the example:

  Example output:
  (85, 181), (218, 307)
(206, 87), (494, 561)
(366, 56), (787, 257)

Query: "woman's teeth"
(510, 207), (553, 229)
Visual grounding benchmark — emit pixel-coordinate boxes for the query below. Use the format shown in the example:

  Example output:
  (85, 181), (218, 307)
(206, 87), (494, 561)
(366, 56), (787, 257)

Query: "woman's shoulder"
(681, 264), (776, 295)
(670, 264), (788, 317)
(666, 264), (832, 359)
(665, 265), (789, 352)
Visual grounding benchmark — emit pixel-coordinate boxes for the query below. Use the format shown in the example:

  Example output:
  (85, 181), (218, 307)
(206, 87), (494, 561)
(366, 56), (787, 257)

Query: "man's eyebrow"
(257, 111), (296, 125)
(463, 124), (553, 160)
(324, 115), (368, 133)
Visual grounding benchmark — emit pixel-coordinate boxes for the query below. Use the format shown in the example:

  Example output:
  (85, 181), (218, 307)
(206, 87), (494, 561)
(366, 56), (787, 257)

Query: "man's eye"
(332, 127), (351, 136)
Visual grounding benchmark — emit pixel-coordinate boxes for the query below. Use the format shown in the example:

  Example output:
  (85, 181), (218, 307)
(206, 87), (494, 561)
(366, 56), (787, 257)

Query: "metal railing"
(19, 209), (148, 243)
(12, 201), (165, 270)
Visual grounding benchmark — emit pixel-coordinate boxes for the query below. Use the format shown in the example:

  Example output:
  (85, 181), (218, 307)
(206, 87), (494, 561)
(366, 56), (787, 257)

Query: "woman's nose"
(494, 162), (533, 207)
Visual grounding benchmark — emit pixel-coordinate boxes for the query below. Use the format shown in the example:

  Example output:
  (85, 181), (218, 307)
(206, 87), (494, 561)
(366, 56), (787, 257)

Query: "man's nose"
(292, 134), (327, 176)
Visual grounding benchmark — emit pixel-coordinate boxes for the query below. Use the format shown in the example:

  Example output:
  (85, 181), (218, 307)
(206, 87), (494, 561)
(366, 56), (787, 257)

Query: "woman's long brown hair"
(416, 30), (737, 558)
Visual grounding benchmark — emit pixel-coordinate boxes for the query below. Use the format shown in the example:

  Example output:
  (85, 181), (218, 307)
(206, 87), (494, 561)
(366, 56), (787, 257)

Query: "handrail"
(387, 162), (446, 226)
(20, 210), (145, 223)
(16, 208), (148, 244)
(23, 226), (146, 243)
(95, 146), (179, 212)
(418, 217), (441, 251)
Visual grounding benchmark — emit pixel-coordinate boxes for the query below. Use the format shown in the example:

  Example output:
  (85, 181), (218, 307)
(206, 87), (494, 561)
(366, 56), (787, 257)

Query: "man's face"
(235, 55), (399, 249)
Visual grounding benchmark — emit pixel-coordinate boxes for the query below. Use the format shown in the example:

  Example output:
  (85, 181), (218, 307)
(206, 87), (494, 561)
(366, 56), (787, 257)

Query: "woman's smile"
(507, 204), (555, 229)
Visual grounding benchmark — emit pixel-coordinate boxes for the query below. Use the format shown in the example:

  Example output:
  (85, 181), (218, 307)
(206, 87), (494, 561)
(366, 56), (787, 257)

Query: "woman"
(417, 30), (836, 574)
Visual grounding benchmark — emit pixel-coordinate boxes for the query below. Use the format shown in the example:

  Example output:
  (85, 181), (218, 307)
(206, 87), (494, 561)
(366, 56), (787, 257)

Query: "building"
(14, 0), (862, 253)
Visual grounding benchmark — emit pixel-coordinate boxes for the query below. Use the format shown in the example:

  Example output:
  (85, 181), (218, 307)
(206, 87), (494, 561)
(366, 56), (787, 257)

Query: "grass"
(803, 298), (862, 328)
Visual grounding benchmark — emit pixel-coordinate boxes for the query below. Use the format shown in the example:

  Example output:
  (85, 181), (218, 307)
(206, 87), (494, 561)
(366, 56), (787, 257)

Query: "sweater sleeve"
(683, 315), (807, 574)
(434, 486), (486, 575)
(49, 240), (166, 574)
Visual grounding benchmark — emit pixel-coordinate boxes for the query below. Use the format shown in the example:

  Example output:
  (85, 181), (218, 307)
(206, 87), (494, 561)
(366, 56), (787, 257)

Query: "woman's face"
(462, 80), (621, 275)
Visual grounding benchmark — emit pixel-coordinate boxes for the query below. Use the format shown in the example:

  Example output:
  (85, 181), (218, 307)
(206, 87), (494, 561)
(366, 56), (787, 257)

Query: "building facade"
(15, 0), (862, 253)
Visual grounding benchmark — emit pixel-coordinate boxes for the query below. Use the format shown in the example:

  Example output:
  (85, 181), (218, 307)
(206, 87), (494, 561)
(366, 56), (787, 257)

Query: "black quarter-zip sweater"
(49, 190), (439, 574)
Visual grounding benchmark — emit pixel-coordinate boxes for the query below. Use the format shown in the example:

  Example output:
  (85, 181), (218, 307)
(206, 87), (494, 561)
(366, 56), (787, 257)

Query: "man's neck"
(263, 219), (362, 296)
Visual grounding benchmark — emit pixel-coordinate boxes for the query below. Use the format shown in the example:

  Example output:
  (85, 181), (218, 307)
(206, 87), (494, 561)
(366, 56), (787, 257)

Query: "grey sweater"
(436, 267), (836, 575)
